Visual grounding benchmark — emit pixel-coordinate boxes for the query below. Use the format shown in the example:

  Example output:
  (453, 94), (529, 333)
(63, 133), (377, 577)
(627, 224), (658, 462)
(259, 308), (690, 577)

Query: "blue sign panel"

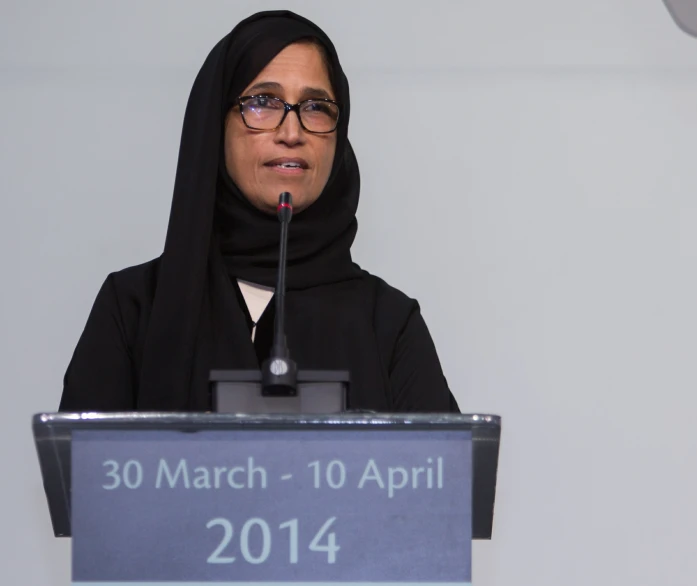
(71, 429), (472, 585)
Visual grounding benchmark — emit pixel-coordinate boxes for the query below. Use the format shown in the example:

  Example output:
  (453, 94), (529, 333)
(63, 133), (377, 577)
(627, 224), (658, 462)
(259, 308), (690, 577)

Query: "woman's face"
(224, 42), (337, 214)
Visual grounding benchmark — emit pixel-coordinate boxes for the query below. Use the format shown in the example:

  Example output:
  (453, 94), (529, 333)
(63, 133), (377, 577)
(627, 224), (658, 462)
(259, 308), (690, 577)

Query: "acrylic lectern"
(34, 411), (500, 585)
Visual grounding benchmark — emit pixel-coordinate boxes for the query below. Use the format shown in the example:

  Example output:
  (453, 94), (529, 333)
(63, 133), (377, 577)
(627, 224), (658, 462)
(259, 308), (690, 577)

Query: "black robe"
(59, 258), (459, 413)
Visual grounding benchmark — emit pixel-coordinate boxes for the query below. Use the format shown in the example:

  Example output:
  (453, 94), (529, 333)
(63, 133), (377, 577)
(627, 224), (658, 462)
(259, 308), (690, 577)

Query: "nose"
(274, 108), (305, 146)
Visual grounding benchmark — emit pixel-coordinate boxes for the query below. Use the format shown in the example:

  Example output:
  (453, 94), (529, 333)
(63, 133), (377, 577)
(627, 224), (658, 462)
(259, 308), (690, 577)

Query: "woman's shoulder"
(356, 267), (416, 302)
(106, 256), (162, 299)
(91, 257), (163, 332)
(85, 257), (162, 353)
(356, 269), (421, 329)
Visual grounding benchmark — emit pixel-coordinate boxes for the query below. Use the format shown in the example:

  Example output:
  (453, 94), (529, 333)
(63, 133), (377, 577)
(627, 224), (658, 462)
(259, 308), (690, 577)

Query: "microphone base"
(261, 357), (298, 396)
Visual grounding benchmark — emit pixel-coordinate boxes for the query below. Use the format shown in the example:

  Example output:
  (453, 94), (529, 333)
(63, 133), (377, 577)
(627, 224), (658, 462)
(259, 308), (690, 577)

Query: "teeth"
(278, 163), (301, 168)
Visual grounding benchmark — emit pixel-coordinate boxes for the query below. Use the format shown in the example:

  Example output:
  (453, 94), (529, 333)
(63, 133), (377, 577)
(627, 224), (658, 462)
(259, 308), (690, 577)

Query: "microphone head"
(277, 192), (293, 223)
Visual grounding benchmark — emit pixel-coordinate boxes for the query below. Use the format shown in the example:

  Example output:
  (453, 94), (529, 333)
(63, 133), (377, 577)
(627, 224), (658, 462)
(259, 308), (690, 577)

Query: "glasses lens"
(241, 96), (285, 129)
(299, 100), (340, 132)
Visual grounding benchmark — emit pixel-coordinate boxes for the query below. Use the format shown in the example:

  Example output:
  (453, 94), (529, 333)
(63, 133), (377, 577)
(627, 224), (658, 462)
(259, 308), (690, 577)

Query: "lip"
(264, 157), (309, 175)
(265, 165), (306, 176)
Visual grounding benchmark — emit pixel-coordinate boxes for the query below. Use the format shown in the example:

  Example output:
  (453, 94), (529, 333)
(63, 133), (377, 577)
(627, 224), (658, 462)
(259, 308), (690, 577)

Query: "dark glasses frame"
(237, 95), (341, 134)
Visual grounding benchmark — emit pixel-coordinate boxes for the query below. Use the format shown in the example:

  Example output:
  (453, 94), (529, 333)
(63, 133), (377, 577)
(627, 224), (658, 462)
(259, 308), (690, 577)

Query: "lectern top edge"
(33, 411), (501, 428)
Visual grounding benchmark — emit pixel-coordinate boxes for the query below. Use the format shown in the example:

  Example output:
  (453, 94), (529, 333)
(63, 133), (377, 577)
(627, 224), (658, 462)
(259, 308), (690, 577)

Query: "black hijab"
(137, 11), (364, 409)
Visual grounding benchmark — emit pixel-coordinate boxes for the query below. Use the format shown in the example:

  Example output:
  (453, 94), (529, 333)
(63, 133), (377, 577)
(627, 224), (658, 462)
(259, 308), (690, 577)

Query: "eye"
(303, 101), (332, 114)
(301, 100), (340, 123)
(247, 96), (283, 110)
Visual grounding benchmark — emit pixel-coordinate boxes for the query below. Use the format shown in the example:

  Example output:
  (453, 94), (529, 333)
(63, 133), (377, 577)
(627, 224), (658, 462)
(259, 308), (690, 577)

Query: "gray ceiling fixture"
(663, 0), (697, 37)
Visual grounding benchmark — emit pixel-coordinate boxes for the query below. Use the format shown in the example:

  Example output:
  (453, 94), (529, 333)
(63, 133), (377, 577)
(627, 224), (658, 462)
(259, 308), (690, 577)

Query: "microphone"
(261, 192), (298, 395)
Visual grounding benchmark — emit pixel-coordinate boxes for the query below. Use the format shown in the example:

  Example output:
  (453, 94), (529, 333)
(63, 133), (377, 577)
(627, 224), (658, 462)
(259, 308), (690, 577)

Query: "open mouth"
(265, 158), (309, 171)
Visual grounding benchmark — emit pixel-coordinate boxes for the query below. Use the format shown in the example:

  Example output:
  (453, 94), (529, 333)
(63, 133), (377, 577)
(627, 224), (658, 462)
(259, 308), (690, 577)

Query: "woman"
(58, 10), (459, 413)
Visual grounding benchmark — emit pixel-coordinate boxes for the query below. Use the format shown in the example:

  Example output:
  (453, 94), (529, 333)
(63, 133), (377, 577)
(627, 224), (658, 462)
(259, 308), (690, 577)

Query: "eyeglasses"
(237, 95), (341, 134)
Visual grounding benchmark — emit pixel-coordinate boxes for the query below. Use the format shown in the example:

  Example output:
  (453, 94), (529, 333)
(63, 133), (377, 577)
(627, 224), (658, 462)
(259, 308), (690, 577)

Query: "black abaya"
(59, 259), (459, 412)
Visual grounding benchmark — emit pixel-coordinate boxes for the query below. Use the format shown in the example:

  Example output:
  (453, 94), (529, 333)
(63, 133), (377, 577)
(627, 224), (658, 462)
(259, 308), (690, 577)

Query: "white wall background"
(2, 0), (697, 584)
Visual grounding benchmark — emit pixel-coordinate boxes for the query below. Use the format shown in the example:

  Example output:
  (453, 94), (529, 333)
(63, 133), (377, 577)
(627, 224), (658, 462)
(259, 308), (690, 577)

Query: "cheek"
(224, 122), (256, 186)
(319, 139), (337, 182)
(224, 128), (240, 175)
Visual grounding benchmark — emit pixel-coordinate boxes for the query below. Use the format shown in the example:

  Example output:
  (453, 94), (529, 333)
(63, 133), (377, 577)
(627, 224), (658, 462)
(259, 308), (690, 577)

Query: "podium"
(33, 412), (501, 584)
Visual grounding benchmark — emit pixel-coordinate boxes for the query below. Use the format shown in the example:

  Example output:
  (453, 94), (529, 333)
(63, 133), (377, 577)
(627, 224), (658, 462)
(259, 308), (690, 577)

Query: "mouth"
(264, 157), (309, 175)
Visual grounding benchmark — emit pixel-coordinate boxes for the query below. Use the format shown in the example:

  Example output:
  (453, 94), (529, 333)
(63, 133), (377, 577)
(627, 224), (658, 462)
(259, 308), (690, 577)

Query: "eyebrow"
(245, 81), (333, 100)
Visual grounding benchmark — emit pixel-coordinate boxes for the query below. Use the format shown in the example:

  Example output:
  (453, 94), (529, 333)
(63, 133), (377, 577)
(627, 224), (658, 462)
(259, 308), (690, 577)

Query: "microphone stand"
(209, 191), (349, 414)
(261, 192), (298, 395)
